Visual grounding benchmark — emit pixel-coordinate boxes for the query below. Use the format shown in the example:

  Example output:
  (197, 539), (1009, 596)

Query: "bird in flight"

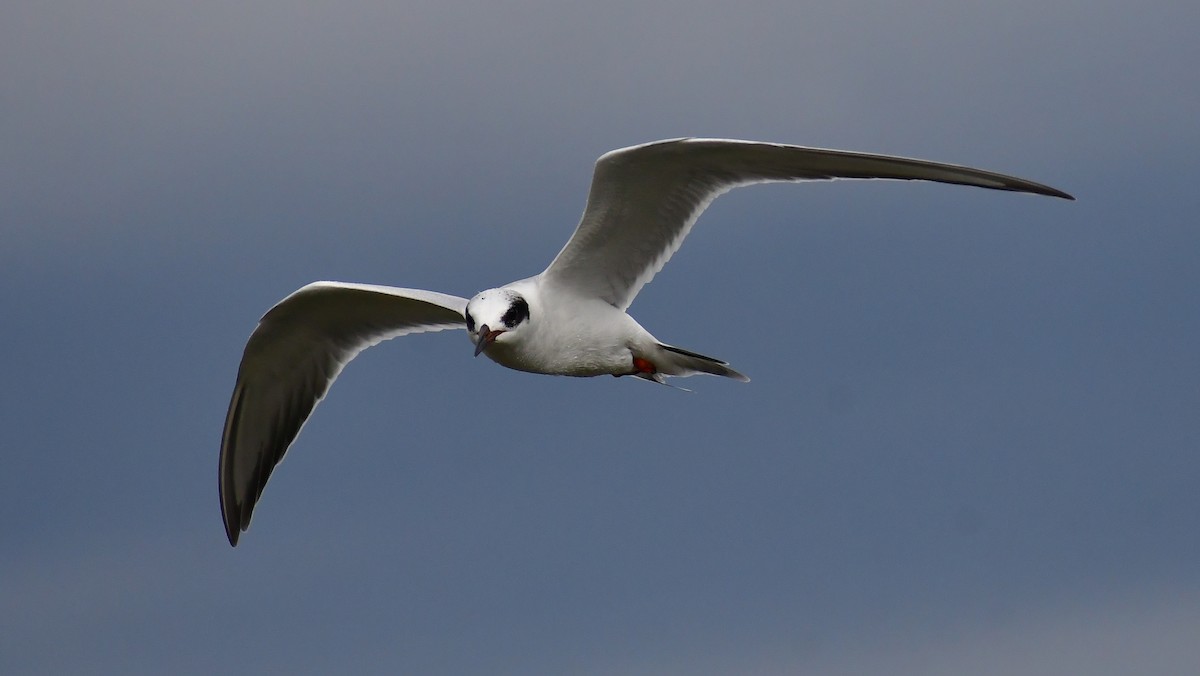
(219, 138), (1072, 545)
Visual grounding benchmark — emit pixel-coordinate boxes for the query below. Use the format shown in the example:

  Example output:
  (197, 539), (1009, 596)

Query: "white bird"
(219, 138), (1072, 545)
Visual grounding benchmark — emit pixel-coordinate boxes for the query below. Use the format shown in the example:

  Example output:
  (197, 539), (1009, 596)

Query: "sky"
(2, 1), (1198, 674)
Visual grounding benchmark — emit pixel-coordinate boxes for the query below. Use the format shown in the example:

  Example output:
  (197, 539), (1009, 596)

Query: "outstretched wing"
(541, 138), (1073, 310)
(219, 281), (468, 546)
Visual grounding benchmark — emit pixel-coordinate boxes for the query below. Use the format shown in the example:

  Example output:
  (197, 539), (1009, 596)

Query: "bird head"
(464, 288), (531, 356)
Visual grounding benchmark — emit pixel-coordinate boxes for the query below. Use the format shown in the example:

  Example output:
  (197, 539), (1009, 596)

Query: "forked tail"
(657, 343), (750, 382)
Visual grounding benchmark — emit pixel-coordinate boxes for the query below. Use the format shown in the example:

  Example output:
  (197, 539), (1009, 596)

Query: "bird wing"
(541, 138), (1073, 310)
(219, 281), (467, 546)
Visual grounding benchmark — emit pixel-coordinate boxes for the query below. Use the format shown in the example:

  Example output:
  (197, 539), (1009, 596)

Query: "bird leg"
(632, 356), (657, 375)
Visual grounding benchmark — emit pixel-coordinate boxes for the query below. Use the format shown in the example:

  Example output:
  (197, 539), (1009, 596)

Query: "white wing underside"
(219, 281), (467, 545)
(542, 138), (1073, 310)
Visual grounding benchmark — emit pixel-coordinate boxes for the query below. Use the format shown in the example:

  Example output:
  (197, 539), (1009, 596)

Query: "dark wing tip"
(220, 381), (247, 547)
(1019, 183), (1075, 201)
(219, 384), (294, 548)
(218, 359), (326, 548)
(225, 521), (241, 547)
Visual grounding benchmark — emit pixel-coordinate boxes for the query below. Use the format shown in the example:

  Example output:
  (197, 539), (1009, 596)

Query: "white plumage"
(219, 138), (1072, 545)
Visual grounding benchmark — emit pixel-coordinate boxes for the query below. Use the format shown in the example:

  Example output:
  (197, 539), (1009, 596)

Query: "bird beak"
(474, 325), (504, 357)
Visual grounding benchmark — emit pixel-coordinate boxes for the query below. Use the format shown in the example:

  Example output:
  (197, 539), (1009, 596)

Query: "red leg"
(633, 356), (657, 375)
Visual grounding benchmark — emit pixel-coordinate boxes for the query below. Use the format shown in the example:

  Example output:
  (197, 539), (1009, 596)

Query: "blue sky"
(3, 1), (1198, 674)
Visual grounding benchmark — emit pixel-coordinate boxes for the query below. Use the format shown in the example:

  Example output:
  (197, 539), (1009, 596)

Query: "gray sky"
(3, 1), (1198, 674)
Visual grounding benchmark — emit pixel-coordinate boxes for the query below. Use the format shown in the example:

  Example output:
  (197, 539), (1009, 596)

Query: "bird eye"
(501, 297), (530, 328)
(464, 311), (475, 333)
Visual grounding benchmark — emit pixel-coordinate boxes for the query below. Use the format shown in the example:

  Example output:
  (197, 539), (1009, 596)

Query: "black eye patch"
(501, 297), (530, 328)
(464, 311), (475, 333)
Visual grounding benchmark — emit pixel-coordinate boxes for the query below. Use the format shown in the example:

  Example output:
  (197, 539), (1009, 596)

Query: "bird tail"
(656, 343), (750, 382)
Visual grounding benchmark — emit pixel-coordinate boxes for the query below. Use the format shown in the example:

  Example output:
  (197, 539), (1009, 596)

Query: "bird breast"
(485, 298), (650, 377)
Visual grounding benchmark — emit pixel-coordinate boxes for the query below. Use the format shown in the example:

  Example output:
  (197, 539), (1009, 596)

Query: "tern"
(219, 138), (1072, 545)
